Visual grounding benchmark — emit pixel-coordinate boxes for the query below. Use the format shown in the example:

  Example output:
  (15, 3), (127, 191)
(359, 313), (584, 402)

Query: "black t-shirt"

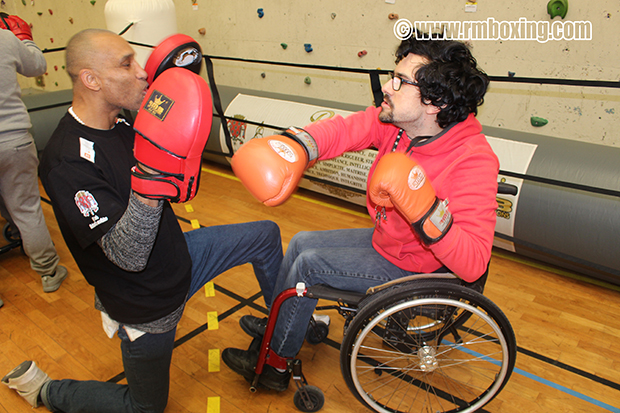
(40, 113), (191, 324)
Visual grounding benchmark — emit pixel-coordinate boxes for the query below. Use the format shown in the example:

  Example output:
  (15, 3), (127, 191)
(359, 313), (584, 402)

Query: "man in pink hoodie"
(224, 33), (499, 391)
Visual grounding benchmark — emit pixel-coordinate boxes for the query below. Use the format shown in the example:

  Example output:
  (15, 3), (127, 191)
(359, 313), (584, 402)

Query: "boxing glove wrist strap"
(281, 127), (319, 163)
(412, 198), (453, 245)
(131, 165), (182, 202)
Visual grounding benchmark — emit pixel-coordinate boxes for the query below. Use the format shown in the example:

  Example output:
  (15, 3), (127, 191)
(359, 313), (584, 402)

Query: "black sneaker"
(239, 315), (267, 338)
(222, 346), (291, 392)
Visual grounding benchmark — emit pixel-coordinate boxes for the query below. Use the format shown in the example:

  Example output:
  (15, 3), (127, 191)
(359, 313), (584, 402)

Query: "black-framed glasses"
(390, 72), (419, 91)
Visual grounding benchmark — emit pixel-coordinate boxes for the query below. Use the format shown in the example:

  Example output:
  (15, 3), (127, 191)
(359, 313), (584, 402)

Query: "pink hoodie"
(304, 107), (499, 282)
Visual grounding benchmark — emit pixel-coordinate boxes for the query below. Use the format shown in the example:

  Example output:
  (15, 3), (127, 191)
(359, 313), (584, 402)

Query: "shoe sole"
(2, 361), (33, 383)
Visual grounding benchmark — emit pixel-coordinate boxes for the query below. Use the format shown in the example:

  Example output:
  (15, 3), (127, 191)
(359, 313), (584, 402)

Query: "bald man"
(2, 29), (283, 413)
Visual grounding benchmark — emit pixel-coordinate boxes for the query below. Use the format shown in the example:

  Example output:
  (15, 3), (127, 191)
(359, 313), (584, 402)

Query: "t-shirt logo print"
(75, 190), (99, 217)
(74, 190), (109, 230)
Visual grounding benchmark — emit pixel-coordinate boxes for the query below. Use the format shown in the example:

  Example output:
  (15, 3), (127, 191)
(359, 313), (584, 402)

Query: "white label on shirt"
(79, 137), (95, 163)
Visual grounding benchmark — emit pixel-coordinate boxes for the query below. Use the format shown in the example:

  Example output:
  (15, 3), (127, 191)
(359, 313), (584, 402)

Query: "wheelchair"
(248, 183), (518, 413)
(0, 223), (23, 256)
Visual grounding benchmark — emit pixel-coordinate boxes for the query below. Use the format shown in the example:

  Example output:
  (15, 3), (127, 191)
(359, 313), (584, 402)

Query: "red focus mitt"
(144, 34), (203, 85)
(0, 13), (33, 41)
(131, 68), (213, 203)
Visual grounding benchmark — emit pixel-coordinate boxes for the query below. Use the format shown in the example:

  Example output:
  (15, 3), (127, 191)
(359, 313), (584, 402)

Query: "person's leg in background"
(0, 131), (67, 293)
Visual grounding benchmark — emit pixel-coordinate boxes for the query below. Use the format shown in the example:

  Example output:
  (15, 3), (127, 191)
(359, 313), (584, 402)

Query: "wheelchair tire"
(293, 385), (325, 412)
(340, 281), (516, 413)
(305, 321), (329, 345)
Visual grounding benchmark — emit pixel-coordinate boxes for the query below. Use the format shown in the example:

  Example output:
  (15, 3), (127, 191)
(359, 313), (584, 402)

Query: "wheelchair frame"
(247, 183), (518, 412)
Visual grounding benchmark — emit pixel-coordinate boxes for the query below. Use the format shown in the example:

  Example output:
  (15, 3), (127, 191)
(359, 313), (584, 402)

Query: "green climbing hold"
(280, 43), (288, 49)
(304, 76), (311, 85)
(90, 0), (96, 5)
(530, 116), (548, 127)
(547, 0), (568, 19)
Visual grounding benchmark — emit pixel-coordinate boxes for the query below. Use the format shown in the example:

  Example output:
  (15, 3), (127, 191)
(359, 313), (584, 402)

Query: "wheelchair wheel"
(293, 385), (325, 412)
(305, 320), (329, 344)
(340, 281), (516, 413)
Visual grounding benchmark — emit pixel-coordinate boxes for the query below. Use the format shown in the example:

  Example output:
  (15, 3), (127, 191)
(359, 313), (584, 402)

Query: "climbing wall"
(2, 0), (618, 146)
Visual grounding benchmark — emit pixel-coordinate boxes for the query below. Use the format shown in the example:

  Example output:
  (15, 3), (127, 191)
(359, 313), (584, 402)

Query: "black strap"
(203, 55), (234, 156)
(0, 12), (9, 30)
(369, 70), (384, 108)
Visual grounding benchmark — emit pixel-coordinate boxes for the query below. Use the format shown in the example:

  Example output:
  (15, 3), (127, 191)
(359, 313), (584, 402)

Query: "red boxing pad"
(0, 13), (32, 41)
(144, 34), (203, 85)
(133, 68), (213, 202)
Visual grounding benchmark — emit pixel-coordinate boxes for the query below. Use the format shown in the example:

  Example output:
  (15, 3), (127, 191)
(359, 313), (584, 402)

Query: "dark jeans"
(42, 220), (282, 412)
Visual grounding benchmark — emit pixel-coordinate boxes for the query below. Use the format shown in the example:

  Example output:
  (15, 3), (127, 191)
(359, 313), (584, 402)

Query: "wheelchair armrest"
(306, 284), (366, 306)
(365, 273), (459, 295)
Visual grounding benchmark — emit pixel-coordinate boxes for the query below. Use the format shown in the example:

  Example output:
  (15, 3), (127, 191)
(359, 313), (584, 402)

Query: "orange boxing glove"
(231, 127), (318, 206)
(369, 152), (453, 244)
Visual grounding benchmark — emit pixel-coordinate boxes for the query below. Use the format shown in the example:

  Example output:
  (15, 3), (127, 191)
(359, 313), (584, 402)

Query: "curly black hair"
(395, 32), (489, 128)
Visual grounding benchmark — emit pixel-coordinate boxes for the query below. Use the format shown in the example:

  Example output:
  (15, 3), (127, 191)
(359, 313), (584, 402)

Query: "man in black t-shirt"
(2, 29), (283, 412)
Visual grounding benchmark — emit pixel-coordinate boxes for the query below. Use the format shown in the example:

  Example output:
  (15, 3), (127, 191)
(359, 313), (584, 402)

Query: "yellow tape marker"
(185, 204), (194, 213)
(204, 281), (215, 297)
(206, 396), (220, 413)
(191, 219), (200, 229)
(208, 348), (220, 372)
(207, 311), (219, 330)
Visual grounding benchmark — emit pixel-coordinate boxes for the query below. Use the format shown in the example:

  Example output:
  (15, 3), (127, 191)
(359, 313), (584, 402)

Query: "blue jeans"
(270, 228), (424, 358)
(42, 220), (282, 413)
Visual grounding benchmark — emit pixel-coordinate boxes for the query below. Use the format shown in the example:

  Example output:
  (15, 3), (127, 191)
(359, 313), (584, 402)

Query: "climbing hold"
(508, 71), (516, 77)
(280, 43), (288, 49)
(331, 13), (336, 19)
(48, 9), (53, 15)
(37, 12), (42, 16)
(304, 43), (313, 53)
(257, 8), (264, 18)
(198, 27), (206, 35)
(68, 17), (74, 24)
(21, 0), (26, 5)
(54, 82), (58, 86)
(62, 65), (65, 69)
(261, 72), (266, 78)
(358, 50), (367, 57)
(90, 0), (96, 5)
(304, 76), (311, 85)
(547, 0), (568, 19)
(388, 13), (399, 20)
(530, 116), (548, 127)
(50, 38), (53, 43)
(54, 65), (58, 71)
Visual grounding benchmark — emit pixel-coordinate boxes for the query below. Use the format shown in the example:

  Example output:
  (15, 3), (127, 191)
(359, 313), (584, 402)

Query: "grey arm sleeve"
(97, 192), (164, 272)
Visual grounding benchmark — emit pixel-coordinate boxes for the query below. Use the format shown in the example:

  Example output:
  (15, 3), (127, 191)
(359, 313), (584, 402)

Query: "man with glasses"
(223, 33), (499, 391)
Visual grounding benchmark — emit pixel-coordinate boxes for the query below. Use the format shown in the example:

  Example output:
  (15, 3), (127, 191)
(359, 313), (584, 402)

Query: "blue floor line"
(446, 340), (620, 412)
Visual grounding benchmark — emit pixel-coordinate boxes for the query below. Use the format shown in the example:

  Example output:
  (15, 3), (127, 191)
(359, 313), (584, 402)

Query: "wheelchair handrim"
(349, 297), (512, 413)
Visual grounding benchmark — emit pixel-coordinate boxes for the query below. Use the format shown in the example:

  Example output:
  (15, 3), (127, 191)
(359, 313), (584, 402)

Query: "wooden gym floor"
(1, 160), (619, 413)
